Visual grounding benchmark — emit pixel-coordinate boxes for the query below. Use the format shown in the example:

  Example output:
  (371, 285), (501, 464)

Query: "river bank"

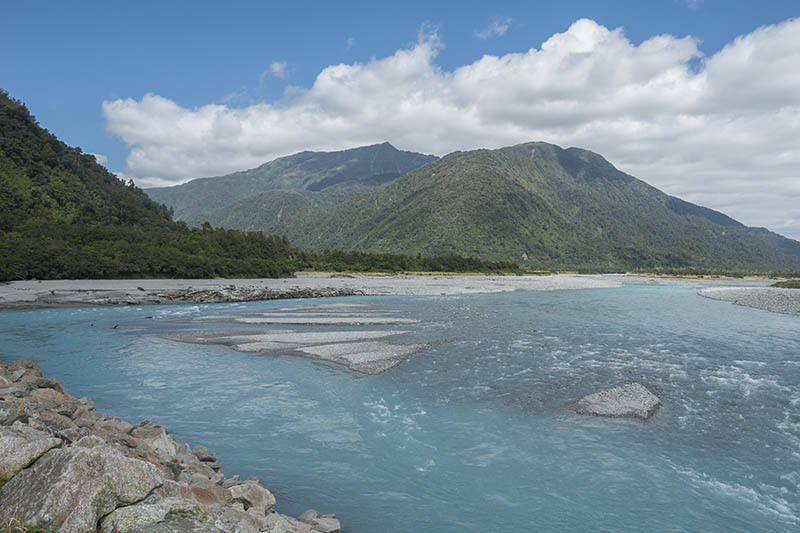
(699, 286), (800, 316)
(0, 274), (621, 309)
(0, 360), (340, 533)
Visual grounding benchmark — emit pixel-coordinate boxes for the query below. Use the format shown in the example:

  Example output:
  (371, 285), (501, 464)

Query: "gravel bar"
(699, 287), (800, 316)
(0, 274), (621, 309)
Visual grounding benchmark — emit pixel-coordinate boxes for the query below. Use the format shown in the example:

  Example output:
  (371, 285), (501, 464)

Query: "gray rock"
(189, 473), (211, 485)
(36, 409), (78, 433)
(131, 419), (179, 461)
(0, 444), (164, 532)
(0, 422), (62, 480)
(222, 474), (241, 488)
(284, 515), (314, 533)
(0, 359), (341, 533)
(193, 445), (217, 462)
(263, 513), (295, 533)
(298, 509), (318, 523)
(74, 434), (106, 448)
(181, 460), (218, 480)
(229, 481), (276, 515)
(212, 506), (267, 532)
(573, 382), (661, 420)
(311, 516), (342, 533)
(0, 398), (28, 426)
(129, 518), (212, 532)
(100, 497), (207, 533)
(28, 386), (77, 416)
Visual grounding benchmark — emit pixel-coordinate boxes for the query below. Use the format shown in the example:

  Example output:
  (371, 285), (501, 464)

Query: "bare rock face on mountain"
(572, 382), (662, 420)
(0, 360), (339, 533)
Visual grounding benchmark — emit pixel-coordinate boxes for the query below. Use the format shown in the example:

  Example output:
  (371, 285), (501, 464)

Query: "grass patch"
(1, 519), (57, 533)
(772, 279), (800, 288)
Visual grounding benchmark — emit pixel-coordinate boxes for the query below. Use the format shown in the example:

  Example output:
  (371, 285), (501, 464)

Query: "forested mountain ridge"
(145, 142), (437, 224)
(281, 142), (800, 271)
(0, 90), (515, 280)
(0, 89), (303, 280)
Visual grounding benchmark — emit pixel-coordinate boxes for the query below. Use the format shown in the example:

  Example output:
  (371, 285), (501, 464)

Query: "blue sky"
(2, 1), (800, 238)
(1, 0), (796, 170)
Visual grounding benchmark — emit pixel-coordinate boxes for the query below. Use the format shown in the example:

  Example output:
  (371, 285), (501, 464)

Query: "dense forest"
(149, 137), (800, 273)
(0, 90), (517, 281)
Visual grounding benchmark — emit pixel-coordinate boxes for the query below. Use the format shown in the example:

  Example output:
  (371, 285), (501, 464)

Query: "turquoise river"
(1, 279), (799, 531)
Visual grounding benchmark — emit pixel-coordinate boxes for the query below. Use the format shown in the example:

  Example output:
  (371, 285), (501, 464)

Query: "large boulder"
(131, 419), (179, 461)
(572, 382), (661, 420)
(0, 442), (164, 532)
(297, 509), (341, 533)
(309, 516), (342, 533)
(212, 506), (268, 532)
(99, 497), (208, 533)
(0, 422), (62, 481)
(229, 480), (276, 516)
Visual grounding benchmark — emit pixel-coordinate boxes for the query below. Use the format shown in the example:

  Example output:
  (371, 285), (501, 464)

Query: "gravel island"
(0, 273), (621, 309)
(699, 287), (800, 316)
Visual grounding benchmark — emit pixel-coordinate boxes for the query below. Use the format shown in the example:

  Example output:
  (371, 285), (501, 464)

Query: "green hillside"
(146, 142), (436, 223)
(187, 189), (329, 234)
(282, 142), (800, 271)
(0, 90), (514, 280)
(0, 90), (305, 280)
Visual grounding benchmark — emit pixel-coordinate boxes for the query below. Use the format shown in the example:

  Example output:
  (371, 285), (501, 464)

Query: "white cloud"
(87, 152), (108, 165)
(346, 36), (356, 49)
(220, 86), (249, 104)
(258, 61), (290, 88)
(104, 18), (800, 240)
(474, 16), (512, 40)
(269, 60), (289, 80)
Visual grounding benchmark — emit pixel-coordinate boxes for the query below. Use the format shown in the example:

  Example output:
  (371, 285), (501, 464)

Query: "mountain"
(145, 142), (437, 224)
(0, 89), (299, 280)
(0, 90), (514, 280)
(281, 142), (800, 271)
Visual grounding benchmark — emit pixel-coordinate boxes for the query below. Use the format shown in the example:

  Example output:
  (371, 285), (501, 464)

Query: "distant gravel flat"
(699, 287), (800, 316)
(0, 274), (621, 308)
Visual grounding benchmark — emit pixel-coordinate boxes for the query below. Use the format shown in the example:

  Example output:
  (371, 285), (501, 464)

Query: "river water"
(1, 280), (799, 531)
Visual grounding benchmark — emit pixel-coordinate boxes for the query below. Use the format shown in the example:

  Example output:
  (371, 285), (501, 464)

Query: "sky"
(2, 0), (800, 239)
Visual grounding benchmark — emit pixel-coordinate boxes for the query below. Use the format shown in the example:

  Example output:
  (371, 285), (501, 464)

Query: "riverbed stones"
(164, 324), (423, 374)
(296, 341), (424, 374)
(235, 316), (419, 325)
(699, 286), (800, 316)
(573, 382), (662, 420)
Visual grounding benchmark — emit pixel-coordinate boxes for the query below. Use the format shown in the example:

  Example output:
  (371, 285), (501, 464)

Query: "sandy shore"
(0, 273), (621, 309)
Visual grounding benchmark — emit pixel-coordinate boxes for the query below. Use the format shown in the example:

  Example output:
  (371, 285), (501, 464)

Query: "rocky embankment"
(0, 360), (340, 533)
